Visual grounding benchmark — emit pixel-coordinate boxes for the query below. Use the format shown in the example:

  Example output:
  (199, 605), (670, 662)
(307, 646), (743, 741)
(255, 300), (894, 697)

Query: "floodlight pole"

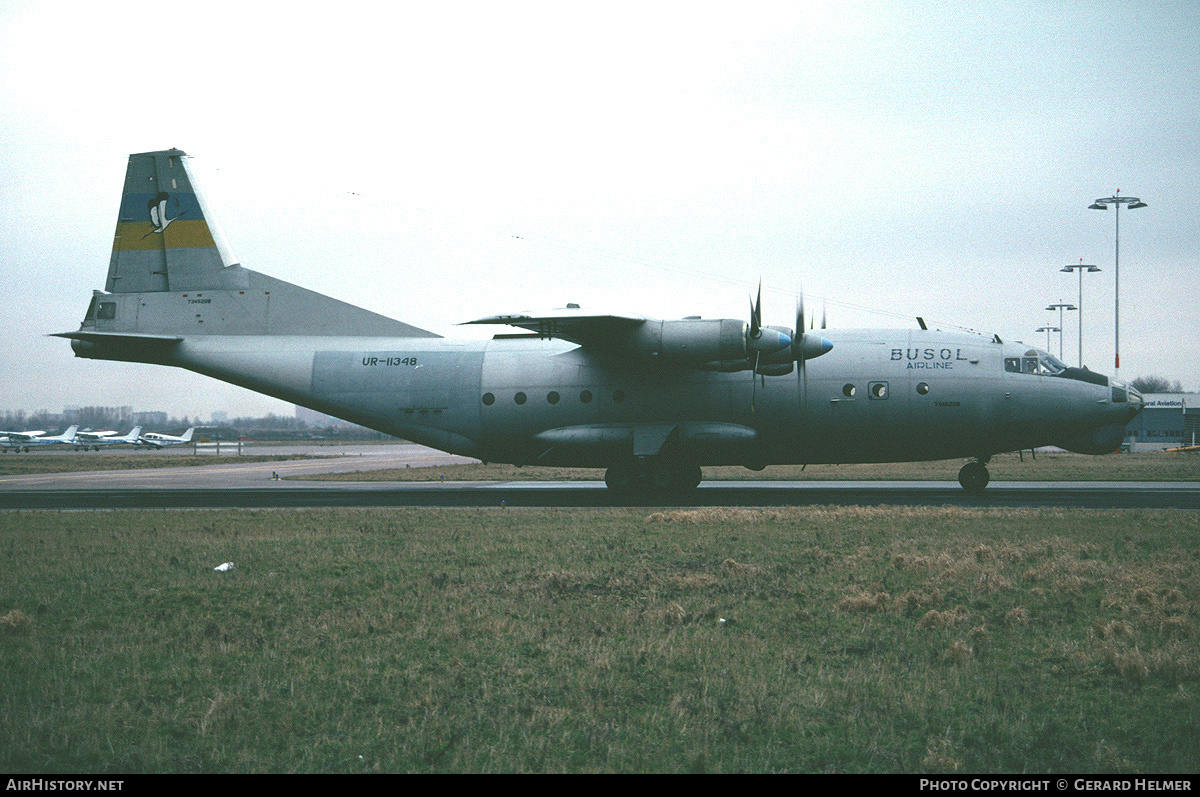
(1088, 192), (1147, 380)
(1060, 260), (1101, 368)
(1046, 302), (1076, 360)
(1036, 326), (1060, 351)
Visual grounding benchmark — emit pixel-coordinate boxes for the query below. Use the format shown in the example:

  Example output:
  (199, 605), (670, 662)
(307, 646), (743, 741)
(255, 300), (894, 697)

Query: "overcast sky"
(1, 1), (1197, 422)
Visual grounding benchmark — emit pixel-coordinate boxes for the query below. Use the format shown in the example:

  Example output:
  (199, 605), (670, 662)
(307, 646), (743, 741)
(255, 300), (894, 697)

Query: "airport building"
(1127, 393), (1199, 450)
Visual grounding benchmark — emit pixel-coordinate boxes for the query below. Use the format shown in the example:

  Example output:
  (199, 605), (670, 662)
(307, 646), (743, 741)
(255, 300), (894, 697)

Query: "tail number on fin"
(362, 357), (419, 367)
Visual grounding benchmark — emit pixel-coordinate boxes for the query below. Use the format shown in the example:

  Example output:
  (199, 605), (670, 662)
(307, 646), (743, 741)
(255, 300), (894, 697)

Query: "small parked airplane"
(0, 425), (80, 453)
(137, 427), (195, 449)
(56, 149), (1143, 493)
(74, 426), (143, 451)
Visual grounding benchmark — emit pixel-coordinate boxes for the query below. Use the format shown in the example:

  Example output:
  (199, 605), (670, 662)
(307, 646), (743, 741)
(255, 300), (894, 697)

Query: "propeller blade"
(795, 298), (806, 407)
(750, 351), (758, 412)
(743, 284), (803, 412)
(749, 282), (763, 340)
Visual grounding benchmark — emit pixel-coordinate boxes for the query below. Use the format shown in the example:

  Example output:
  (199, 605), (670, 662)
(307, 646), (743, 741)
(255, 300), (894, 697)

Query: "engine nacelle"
(625, 318), (751, 365)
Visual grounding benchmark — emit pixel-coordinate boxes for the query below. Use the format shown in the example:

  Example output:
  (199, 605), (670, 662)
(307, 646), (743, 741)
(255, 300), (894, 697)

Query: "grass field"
(1, 505), (1197, 773)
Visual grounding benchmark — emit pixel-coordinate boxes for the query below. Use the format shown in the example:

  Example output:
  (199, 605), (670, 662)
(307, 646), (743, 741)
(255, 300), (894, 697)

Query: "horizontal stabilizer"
(53, 330), (182, 362)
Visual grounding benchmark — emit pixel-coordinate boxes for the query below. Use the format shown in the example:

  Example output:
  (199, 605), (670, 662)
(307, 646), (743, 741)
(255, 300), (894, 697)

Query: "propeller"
(793, 293), (834, 407)
(742, 284), (831, 412)
(747, 283), (790, 412)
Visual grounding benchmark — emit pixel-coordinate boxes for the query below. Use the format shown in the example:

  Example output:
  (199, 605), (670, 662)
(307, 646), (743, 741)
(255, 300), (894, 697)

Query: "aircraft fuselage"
(73, 327), (1137, 471)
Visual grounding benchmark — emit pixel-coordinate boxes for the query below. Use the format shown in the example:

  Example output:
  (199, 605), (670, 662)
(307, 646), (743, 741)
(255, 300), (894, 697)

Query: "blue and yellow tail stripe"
(112, 191), (216, 252)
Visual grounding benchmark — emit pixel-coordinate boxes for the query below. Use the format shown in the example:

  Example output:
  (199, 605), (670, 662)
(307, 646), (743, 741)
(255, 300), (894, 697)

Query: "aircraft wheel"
(675, 464), (703, 491)
(604, 462), (640, 495)
(604, 460), (702, 497)
(958, 460), (990, 492)
(644, 463), (677, 493)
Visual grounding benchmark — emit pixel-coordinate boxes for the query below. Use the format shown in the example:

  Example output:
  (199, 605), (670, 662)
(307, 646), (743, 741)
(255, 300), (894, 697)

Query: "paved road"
(0, 443), (1196, 509)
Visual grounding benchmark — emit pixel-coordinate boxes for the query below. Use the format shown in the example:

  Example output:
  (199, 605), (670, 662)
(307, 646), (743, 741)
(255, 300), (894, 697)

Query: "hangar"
(1126, 393), (1199, 450)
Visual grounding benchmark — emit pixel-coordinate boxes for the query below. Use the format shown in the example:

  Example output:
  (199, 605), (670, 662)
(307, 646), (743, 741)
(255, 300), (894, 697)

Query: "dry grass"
(0, 609), (32, 635)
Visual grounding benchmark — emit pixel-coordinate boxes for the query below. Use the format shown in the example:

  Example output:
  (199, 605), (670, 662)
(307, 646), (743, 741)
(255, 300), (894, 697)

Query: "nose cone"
(750, 328), (791, 355)
(1055, 373), (1142, 454)
(796, 334), (833, 360)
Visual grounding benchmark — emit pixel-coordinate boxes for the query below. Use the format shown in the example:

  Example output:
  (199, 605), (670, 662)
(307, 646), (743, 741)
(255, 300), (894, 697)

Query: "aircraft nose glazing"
(1126, 386), (1145, 420)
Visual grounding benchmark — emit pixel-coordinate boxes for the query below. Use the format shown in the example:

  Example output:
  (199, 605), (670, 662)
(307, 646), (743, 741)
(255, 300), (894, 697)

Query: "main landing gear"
(604, 457), (703, 497)
(957, 458), (990, 492)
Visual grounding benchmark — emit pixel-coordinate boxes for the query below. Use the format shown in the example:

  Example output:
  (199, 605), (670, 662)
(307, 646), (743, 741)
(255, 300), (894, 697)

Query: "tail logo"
(142, 192), (187, 238)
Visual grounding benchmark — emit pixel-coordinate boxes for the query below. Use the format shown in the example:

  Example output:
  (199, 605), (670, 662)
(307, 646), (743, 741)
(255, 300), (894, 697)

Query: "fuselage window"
(1005, 357), (1021, 373)
(547, 391), (560, 405)
(916, 382), (930, 395)
(580, 390), (593, 404)
(842, 384), (856, 398)
(514, 392), (527, 405)
(98, 302), (117, 320)
(869, 381), (889, 399)
(482, 393), (495, 406)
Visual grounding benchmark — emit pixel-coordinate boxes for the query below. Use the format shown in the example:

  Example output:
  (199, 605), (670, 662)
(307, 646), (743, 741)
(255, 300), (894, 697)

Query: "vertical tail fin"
(108, 149), (246, 293)
(62, 147), (439, 344)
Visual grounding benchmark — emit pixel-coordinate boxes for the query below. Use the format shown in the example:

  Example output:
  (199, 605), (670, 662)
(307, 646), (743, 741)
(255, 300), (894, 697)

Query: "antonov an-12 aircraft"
(56, 149), (1143, 494)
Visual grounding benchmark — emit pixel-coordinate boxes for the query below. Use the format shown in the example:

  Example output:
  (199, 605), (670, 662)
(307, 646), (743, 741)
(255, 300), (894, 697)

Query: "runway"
(0, 444), (1196, 509)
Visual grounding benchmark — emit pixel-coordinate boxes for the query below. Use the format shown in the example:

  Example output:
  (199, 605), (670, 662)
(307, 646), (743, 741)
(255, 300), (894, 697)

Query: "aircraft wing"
(6, 431), (44, 441)
(462, 309), (647, 348)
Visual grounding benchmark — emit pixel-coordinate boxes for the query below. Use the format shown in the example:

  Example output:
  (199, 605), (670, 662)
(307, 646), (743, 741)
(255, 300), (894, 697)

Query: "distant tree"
(1130, 375), (1183, 393)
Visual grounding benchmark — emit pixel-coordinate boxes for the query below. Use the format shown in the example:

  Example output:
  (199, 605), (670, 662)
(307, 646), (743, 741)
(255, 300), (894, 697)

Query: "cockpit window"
(1006, 350), (1067, 376)
(1040, 353), (1067, 374)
